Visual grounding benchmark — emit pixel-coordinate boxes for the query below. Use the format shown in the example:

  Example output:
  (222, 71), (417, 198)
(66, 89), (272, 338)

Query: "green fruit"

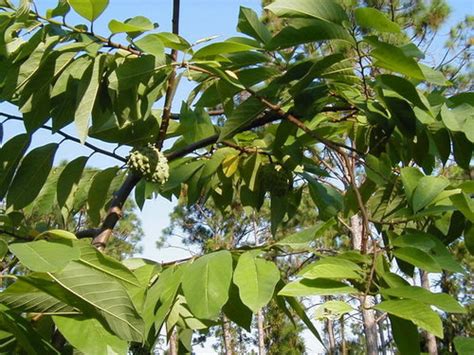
(127, 145), (169, 184)
(260, 164), (292, 197)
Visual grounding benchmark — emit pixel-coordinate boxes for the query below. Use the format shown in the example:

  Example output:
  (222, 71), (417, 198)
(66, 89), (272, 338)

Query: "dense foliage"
(0, 0), (472, 353)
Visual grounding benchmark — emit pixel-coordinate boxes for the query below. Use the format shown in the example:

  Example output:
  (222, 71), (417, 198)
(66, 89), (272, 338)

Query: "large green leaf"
(276, 218), (336, 249)
(451, 192), (474, 223)
(57, 156), (88, 208)
(267, 19), (353, 49)
(53, 316), (127, 355)
(218, 97), (266, 141)
(108, 16), (154, 34)
(193, 41), (257, 59)
(68, 0), (109, 21)
(87, 166), (118, 226)
(454, 336), (474, 355)
(233, 252), (280, 313)
(412, 176), (449, 212)
(265, 0), (348, 24)
(0, 305), (60, 355)
(366, 38), (424, 80)
(0, 134), (30, 200)
(400, 167), (424, 201)
(75, 54), (105, 143)
(237, 6), (272, 44)
(393, 247), (442, 273)
(181, 251), (233, 319)
(298, 257), (363, 280)
(381, 286), (465, 313)
(0, 278), (76, 315)
(6, 143), (58, 210)
(278, 278), (357, 297)
(48, 261), (144, 342)
(355, 7), (400, 33)
(9, 240), (80, 272)
(389, 315), (420, 355)
(180, 103), (215, 145)
(374, 299), (443, 338)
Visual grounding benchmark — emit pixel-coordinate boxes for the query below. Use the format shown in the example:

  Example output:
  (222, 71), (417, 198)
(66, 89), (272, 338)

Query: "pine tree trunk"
(340, 315), (347, 355)
(257, 310), (266, 355)
(420, 270), (438, 355)
(222, 314), (234, 355)
(169, 329), (178, 355)
(327, 318), (336, 354)
(351, 214), (378, 355)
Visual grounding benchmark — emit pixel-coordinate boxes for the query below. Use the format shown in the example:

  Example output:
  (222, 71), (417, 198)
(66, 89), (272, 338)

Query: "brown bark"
(351, 215), (379, 355)
(420, 270), (438, 355)
(169, 329), (178, 355)
(222, 314), (234, 355)
(257, 310), (266, 355)
(340, 315), (347, 355)
(327, 318), (336, 354)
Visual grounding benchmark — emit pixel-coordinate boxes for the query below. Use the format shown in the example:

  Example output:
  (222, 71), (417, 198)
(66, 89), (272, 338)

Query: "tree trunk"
(222, 314), (234, 355)
(420, 270), (438, 355)
(327, 318), (336, 354)
(351, 215), (378, 355)
(169, 329), (178, 355)
(257, 310), (266, 355)
(340, 315), (347, 355)
(377, 311), (387, 355)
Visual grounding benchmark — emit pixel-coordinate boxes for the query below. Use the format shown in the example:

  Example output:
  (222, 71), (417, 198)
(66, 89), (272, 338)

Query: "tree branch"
(156, 0), (180, 150)
(0, 112), (127, 163)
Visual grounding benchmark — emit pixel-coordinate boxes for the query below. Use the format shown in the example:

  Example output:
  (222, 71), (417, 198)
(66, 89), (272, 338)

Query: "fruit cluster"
(127, 145), (169, 184)
(260, 164), (292, 197)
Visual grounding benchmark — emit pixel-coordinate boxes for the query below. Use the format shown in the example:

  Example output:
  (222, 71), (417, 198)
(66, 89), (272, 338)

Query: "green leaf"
(222, 282), (253, 331)
(284, 296), (324, 345)
(278, 278), (357, 297)
(267, 19), (353, 49)
(233, 252), (280, 312)
(75, 54), (105, 143)
(355, 8), (400, 33)
(181, 251), (233, 319)
(6, 143), (58, 210)
(237, 6), (272, 44)
(135, 34), (165, 62)
(0, 134), (30, 200)
(218, 97), (266, 141)
(454, 336), (474, 355)
(53, 316), (127, 355)
(0, 305), (60, 355)
(298, 257), (363, 280)
(393, 247), (442, 273)
(57, 156), (88, 208)
(193, 41), (257, 59)
(276, 218), (336, 249)
(87, 166), (118, 226)
(374, 299), (443, 338)
(412, 176), (449, 212)
(381, 286), (465, 313)
(308, 179), (343, 220)
(108, 16), (154, 34)
(38, 229), (77, 241)
(0, 240), (7, 261)
(265, 0), (348, 25)
(67, 0), (109, 22)
(450, 193), (474, 223)
(314, 300), (353, 320)
(366, 38), (425, 80)
(9, 240), (80, 272)
(48, 261), (144, 342)
(389, 315), (421, 355)
(0, 278), (76, 315)
(400, 167), (424, 202)
(180, 103), (215, 145)
(46, 0), (70, 18)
